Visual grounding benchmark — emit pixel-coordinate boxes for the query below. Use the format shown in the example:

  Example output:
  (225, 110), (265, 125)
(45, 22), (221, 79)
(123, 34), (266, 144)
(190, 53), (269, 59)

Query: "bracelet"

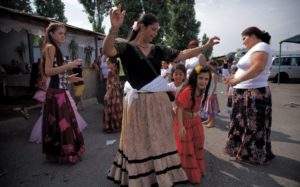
(109, 28), (118, 36)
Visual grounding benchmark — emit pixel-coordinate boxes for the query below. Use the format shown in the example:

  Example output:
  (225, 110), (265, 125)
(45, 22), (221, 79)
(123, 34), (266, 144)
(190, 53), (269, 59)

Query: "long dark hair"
(179, 65), (211, 110)
(42, 22), (65, 68)
(242, 26), (271, 44)
(127, 13), (158, 41)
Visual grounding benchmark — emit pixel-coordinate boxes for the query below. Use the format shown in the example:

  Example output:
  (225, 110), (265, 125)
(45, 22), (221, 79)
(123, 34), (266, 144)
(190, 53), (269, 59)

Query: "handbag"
(132, 45), (175, 102)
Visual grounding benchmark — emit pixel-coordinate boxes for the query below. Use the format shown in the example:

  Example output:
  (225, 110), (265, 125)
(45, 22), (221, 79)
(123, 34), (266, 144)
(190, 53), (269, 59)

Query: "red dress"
(174, 86), (205, 184)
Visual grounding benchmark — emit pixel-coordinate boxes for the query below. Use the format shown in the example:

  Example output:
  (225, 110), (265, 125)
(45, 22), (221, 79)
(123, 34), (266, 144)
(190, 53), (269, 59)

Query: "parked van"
(269, 55), (300, 82)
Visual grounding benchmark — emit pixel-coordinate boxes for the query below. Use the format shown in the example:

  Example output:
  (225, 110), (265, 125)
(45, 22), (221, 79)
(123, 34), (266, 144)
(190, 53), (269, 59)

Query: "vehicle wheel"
(280, 73), (288, 83)
(275, 73), (289, 83)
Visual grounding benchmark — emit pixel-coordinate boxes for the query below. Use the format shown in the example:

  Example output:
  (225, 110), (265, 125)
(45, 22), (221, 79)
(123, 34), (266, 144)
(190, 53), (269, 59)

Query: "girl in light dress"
(202, 61), (220, 128)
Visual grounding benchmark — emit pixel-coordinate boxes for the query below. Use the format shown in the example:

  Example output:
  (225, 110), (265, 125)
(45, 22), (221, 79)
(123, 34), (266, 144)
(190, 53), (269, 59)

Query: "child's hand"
(178, 125), (186, 139)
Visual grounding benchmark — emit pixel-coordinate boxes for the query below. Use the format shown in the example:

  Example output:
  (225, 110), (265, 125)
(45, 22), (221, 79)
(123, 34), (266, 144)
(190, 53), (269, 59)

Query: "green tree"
(201, 33), (212, 60)
(106, 0), (169, 42)
(78, 0), (112, 33)
(142, 0), (169, 44)
(0, 0), (32, 13)
(166, 0), (200, 50)
(34, 0), (68, 23)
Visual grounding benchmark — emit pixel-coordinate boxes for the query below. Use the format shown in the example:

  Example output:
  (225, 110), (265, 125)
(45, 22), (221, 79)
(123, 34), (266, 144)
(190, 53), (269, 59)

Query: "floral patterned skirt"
(107, 92), (188, 187)
(224, 87), (275, 165)
(42, 88), (85, 164)
(103, 84), (123, 133)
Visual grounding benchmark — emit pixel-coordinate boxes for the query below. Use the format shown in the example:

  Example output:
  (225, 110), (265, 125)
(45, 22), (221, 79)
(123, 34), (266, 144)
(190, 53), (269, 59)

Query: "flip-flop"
(20, 109), (30, 119)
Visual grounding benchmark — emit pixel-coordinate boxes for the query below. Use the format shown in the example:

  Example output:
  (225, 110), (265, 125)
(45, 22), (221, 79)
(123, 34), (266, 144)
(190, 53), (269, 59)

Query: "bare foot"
(205, 123), (215, 128)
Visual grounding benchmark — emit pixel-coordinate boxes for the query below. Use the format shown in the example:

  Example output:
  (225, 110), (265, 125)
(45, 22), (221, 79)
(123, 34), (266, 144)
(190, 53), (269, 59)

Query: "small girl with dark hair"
(174, 65), (211, 184)
(168, 63), (187, 112)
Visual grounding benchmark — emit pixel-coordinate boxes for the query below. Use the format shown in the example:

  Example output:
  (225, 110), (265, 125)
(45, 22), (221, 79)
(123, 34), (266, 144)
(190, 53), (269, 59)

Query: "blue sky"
(63, 0), (300, 56)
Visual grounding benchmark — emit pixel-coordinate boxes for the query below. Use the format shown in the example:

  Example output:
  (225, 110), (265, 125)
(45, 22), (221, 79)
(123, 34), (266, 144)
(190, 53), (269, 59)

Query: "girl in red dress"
(174, 65), (211, 184)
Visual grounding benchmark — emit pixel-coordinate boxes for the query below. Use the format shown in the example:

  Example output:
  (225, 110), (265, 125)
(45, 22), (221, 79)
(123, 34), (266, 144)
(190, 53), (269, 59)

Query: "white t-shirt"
(234, 42), (272, 89)
(185, 56), (199, 78)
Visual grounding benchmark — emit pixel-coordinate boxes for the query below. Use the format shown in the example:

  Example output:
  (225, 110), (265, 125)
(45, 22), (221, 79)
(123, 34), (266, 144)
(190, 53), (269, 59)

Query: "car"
(269, 55), (300, 82)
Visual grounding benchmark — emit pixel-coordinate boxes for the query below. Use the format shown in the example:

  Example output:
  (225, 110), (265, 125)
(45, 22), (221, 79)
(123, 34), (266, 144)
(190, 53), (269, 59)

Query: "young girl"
(203, 61), (220, 128)
(174, 65), (211, 184)
(103, 57), (123, 133)
(42, 23), (85, 164)
(168, 64), (186, 113)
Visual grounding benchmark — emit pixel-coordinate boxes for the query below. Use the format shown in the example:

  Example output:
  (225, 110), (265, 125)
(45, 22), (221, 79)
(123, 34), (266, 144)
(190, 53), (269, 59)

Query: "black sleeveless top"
(115, 41), (179, 90)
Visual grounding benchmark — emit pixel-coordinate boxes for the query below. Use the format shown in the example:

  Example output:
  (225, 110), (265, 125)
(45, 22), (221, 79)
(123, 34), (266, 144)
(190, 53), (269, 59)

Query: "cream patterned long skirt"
(107, 92), (188, 187)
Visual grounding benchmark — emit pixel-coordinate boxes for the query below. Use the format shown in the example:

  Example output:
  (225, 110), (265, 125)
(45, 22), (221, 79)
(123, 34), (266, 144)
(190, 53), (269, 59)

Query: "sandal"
(20, 108), (30, 119)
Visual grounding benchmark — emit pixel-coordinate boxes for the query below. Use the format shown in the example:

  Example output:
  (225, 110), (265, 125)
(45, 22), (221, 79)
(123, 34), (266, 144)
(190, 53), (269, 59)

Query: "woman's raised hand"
(109, 4), (126, 30)
(206, 36), (220, 48)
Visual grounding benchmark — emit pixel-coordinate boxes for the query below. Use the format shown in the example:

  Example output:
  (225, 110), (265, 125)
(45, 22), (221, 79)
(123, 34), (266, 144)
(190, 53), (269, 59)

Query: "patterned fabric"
(107, 92), (188, 186)
(103, 69), (123, 132)
(174, 86), (205, 184)
(224, 87), (275, 165)
(30, 91), (87, 144)
(42, 88), (85, 164)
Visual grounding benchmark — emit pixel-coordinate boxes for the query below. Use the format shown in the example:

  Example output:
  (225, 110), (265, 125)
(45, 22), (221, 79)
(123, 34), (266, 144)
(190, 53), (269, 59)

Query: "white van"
(269, 55), (300, 82)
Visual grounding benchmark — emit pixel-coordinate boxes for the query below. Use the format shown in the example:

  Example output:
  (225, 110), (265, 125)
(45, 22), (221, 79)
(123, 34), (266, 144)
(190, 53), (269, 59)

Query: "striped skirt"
(224, 87), (275, 165)
(107, 92), (188, 187)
